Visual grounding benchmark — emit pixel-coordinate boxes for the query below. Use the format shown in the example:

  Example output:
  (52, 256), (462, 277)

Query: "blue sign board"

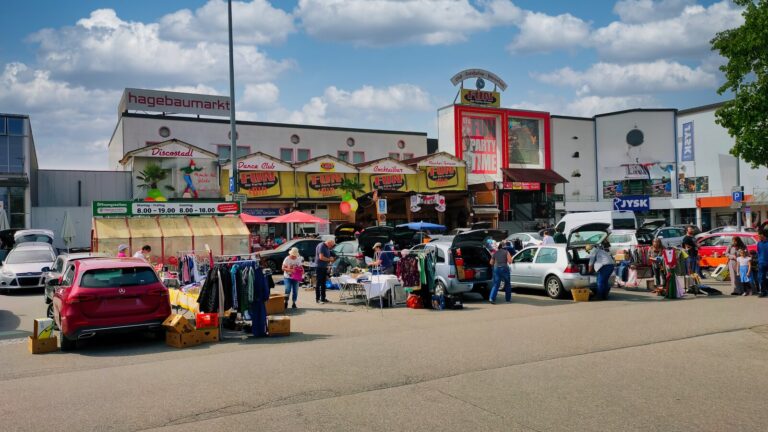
(613, 195), (650, 212)
(681, 121), (695, 162)
(732, 191), (743, 203)
(377, 199), (388, 214)
(229, 176), (235, 193)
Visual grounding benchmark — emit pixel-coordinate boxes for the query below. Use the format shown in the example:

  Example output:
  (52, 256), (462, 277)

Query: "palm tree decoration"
(136, 163), (174, 201)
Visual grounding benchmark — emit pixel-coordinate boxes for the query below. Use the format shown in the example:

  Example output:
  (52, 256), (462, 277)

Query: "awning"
(502, 168), (568, 184)
(239, 213), (268, 224)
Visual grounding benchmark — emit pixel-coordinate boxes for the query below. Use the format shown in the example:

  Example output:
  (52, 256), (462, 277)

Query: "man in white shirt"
(588, 242), (615, 300)
(541, 229), (555, 245)
(133, 245), (152, 262)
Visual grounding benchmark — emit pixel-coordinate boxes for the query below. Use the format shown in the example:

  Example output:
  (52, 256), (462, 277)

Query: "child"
(737, 249), (752, 296)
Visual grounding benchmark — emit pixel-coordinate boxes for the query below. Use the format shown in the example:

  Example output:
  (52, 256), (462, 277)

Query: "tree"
(711, 0), (768, 168)
(135, 163), (175, 191)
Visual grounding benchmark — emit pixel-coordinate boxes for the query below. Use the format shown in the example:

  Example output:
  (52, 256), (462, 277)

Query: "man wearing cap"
(371, 242), (395, 275)
(314, 238), (336, 304)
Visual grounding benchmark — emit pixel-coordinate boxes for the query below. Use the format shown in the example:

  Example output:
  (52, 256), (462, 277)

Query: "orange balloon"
(339, 201), (351, 214)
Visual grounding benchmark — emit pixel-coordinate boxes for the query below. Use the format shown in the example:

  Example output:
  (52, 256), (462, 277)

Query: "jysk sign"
(612, 195), (650, 212)
(681, 121), (694, 162)
(93, 201), (240, 217)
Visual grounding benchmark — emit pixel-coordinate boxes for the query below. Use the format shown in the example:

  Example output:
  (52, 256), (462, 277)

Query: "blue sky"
(0, 0), (743, 169)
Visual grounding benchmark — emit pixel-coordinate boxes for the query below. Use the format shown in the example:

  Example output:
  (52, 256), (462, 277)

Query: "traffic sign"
(377, 199), (388, 215)
(732, 191), (743, 203)
(229, 177), (235, 193)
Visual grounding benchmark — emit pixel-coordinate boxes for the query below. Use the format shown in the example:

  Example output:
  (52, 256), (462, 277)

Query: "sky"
(0, 0), (744, 170)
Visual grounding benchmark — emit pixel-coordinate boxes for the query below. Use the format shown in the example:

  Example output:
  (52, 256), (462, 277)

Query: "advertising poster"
(678, 176), (709, 193)
(306, 173), (346, 198)
(508, 117), (541, 165)
(369, 174), (408, 191)
(650, 178), (672, 197)
(461, 115), (499, 177)
(603, 181), (619, 198)
(239, 171), (282, 198)
(425, 166), (459, 190)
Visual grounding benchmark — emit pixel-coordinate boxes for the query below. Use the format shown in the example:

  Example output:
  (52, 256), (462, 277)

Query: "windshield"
(527, 233), (542, 240)
(16, 234), (53, 244)
(608, 233), (632, 243)
(80, 267), (159, 288)
(612, 218), (636, 230)
(6, 249), (55, 264)
(569, 231), (608, 247)
(273, 240), (297, 252)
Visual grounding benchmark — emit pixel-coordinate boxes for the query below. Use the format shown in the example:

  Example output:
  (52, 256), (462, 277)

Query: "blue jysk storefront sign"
(613, 195), (650, 212)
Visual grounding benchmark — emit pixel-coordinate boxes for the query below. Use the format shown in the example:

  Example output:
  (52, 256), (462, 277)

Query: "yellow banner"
(303, 172), (351, 199)
(365, 173), (413, 192)
(417, 166), (466, 192)
(460, 89), (500, 108)
(221, 169), (295, 199)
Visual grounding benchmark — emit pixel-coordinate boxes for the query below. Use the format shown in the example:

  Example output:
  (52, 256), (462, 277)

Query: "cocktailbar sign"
(358, 158), (418, 193)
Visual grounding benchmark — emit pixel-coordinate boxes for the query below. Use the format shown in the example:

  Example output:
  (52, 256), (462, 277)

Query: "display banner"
(461, 115), (498, 175)
(93, 201), (240, 217)
(612, 195), (650, 212)
(239, 171), (282, 198)
(681, 121), (695, 162)
(507, 117), (541, 165)
(306, 173), (346, 198)
(460, 89), (500, 107)
(425, 166), (459, 189)
(370, 174), (408, 191)
(410, 194), (447, 213)
(678, 176), (709, 193)
(503, 182), (540, 191)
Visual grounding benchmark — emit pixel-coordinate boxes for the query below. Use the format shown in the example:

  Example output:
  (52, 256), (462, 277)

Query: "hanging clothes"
(197, 265), (234, 313)
(399, 255), (421, 288)
(230, 264), (240, 311)
(250, 266), (269, 337)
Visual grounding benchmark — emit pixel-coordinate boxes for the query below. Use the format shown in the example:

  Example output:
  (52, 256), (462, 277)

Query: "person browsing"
(370, 242), (395, 275)
(542, 229), (555, 245)
(489, 244), (513, 304)
(282, 247), (303, 309)
(314, 239), (336, 304)
(133, 245), (151, 262)
(588, 240), (615, 300)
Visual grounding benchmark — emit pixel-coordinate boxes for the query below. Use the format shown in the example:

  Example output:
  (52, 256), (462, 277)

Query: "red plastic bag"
(195, 313), (219, 329)
(406, 295), (424, 309)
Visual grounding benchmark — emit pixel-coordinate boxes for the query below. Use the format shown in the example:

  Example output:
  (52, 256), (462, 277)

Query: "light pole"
(227, 0), (238, 198)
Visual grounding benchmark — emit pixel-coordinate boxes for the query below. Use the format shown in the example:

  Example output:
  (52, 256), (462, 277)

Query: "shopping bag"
(290, 266), (304, 281)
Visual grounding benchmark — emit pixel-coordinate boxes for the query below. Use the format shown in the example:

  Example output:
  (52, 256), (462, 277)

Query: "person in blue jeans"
(489, 242), (513, 304)
(282, 247), (303, 309)
(588, 241), (615, 300)
(757, 230), (768, 298)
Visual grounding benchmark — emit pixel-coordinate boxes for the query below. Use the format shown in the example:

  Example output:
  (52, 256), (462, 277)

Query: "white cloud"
(29, 8), (293, 88)
(295, 0), (522, 46)
(613, 0), (695, 23)
(562, 95), (657, 117)
(534, 60), (717, 96)
(159, 0), (295, 45)
(508, 11), (591, 53)
(323, 84), (431, 111)
(0, 62), (120, 169)
(241, 82), (280, 110)
(593, 1), (743, 61)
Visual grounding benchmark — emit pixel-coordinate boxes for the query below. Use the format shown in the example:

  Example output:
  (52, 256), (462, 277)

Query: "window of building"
(402, 153), (414, 160)
(6, 117), (24, 136)
(388, 153), (400, 160)
(296, 148), (311, 162)
(290, 134), (300, 144)
(352, 151), (365, 164)
(0, 117), (5, 135)
(158, 126), (171, 138)
(0, 186), (26, 228)
(346, 137), (355, 147)
(8, 136), (23, 172)
(280, 148), (294, 162)
(337, 151), (349, 162)
(216, 145), (250, 161)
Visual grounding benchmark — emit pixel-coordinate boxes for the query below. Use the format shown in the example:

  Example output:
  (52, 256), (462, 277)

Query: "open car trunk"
(451, 229), (507, 282)
(567, 222), (610, 276)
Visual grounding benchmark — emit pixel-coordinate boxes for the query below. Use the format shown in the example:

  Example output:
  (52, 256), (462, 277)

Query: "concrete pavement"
(1, 284), (767, 431)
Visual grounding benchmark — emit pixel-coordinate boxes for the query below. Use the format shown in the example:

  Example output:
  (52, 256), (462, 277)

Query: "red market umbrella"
(239, 213), (268, 224)
(268, 210), (329, 224)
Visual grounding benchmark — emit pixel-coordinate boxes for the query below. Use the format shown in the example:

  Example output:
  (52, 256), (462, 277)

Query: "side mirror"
(41, 267), (51, 272)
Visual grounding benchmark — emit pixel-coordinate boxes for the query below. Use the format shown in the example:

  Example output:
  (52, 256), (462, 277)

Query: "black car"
(357, 226), (419, 258)
(258, 239), (323, 273)
(334, 223), (363, 243)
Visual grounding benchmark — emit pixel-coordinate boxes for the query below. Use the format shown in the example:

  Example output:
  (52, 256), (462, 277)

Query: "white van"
(554, 211), (637, 238)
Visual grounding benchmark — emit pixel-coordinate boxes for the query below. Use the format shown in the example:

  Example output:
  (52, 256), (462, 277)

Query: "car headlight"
(1, 269), (15, 278)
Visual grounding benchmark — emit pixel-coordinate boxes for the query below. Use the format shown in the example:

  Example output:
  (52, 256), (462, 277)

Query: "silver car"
(506, 232), (543, 248)
(653, 226), (687, 247)
(0, 243), (56, 291)
(607, 230), (638, 257)
(510, 223), (614, 299)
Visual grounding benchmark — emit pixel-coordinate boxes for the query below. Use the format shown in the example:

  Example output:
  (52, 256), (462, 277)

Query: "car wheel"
(266, 259), (279, 273)
(545, 276), (566, 299)
(46, 303), (54, 319)
(59, 332), (77, 351)
(436, 281), (447, 297)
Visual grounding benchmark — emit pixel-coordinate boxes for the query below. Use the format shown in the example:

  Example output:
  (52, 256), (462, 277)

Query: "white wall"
(114, 116), (428, 167)
(551, 117), (596, 202)
(595, 110), (676, 201)
(32, 206), (92, 250)
(437, 106), (456, 155)
(108, 121), (124, 169)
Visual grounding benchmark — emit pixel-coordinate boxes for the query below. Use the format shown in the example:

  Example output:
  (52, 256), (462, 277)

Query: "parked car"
(51, 258), (171, 350)
(412, 229), (507, 299)
(635, 219), (666, 244)
(44, 252), (110, 318)
(606, 230), (638, 257)
(332, 240), (365, 273)
(334, 223), (362, 243)
(696, 225), (756, 239)
(506, 232), (543, 248)
(651, 225), (689, 248)
(258, 238), (323, 272)
(555, 210), (636, 238)
(0, 242), (56, 292)
(510, 222), (614, 299)
(14, 229), (55, 245)
(697, 232), (758, 259)
(357, 225), (418, 257)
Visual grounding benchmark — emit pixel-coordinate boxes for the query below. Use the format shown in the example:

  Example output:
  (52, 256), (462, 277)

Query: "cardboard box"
(33, 318), (55, 339)
(165, 331), (202, 348)
(268, 316), (291, 336)
(197, 328), (220, 343)
(28, 336), (58, 354)
(162, 314), (195, 334)
(266, 294), (287, 316)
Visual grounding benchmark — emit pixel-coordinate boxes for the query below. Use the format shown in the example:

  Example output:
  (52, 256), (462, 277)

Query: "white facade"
(551, 116), (597, 203)
(108, 114), (428, 170)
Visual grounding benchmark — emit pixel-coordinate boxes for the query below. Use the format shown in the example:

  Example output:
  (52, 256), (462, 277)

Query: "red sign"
(371, 174), (406, 191)
(239, 172), (281, 198)
(320, 162), (335, 171)
(216, 203), (240, 213)
(503, 182), (540, 191)
(307, 173), (344, 197)
(372, 164), (404, 174)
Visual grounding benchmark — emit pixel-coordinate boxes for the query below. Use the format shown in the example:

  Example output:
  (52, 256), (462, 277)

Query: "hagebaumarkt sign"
(93, 201), (241, 217)
(118, 88), (231, 117)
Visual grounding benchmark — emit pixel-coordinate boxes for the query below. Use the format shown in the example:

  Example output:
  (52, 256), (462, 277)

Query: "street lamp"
(227, 0), (238, 198)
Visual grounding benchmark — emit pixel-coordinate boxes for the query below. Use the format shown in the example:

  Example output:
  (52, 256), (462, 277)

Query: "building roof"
(678, 101), (728, 116)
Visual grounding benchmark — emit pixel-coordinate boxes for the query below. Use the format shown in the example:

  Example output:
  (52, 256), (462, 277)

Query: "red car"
(52, 258), (171, 350)
(696, 233), (758, 267)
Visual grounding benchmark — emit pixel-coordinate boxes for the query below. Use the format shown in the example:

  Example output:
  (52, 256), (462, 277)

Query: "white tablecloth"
(364, 275), (400, 299)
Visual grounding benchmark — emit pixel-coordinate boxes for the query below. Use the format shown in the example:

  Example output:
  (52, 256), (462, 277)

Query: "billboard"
(461, 114), (500, 181)
(507, 117), (542, 166)
(119, 88), (231, 117)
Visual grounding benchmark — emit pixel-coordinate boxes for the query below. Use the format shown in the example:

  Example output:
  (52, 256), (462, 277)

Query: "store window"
(280, 148), (293, 162)
(388, 153), (400, 160)
(0, 186), (26, 228)
(337, 151), (349, 162)
(353, 151), (365, 164)
(0, 117), (5, 135)
(9, 136), (23, 172)
(6, 117), (24, 136)
(296, 149), (311, 162)
(216, 145), (250, 161)
(402, 153), (414, 160)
